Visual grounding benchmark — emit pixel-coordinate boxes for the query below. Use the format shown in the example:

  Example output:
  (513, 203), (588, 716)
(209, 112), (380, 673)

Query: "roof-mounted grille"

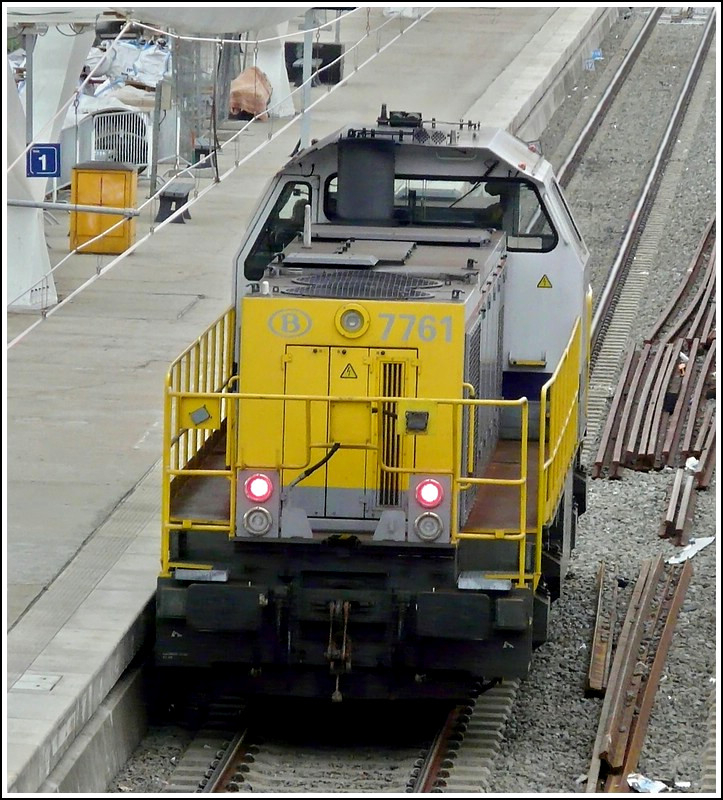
(281, 270), (442, 299)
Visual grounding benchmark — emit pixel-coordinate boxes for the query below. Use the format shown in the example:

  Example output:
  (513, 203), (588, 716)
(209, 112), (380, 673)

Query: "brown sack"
(229, 66), (273, 120)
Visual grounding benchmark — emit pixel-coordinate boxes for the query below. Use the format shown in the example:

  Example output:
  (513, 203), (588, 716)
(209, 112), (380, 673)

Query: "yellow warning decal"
(340, 363), (358, 379)
(537, 274), (553, 289)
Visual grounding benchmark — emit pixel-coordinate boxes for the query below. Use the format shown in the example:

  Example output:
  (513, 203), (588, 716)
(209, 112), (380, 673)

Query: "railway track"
(582, 9), (715, 557)
(161, 697), (248, 792)
(160, 682), (520, 793)
(577, 14), (715, 793)
(162, 701), (431, 792)
(407, 681), (518, 793)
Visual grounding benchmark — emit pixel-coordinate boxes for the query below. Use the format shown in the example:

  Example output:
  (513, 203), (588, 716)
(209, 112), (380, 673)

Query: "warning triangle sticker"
(340, 363), (358, 379)
(537, 274), (553, 289)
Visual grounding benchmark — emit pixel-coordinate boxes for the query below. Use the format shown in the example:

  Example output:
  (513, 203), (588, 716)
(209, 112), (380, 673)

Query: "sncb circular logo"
(268, 308), (312, 337)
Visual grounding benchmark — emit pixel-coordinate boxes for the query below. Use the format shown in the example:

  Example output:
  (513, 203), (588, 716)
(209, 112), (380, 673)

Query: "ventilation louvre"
(378, 362), (404, 507)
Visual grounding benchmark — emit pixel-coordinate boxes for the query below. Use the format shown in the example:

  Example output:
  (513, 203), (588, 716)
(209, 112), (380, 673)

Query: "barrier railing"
(537, 318), (582, 578)
(161, 307), (235, 571)
(163, 386), (530, 584)
(161, 309), (583, 589)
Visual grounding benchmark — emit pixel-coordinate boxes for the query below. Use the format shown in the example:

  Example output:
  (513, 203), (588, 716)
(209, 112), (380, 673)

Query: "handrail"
(164, 386), (531, 584)
(537, 318), (582, 581)
(162, 308), (582, 589)
(161, 307), (236, 574)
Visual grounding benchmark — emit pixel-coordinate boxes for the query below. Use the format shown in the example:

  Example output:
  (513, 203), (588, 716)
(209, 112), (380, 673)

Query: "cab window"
(324, 176), (557, 252)
(245, 182), (312, 280)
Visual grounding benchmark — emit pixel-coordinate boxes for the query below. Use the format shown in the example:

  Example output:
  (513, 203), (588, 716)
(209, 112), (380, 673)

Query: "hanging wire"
(211, 38), (222, 183)
(55, 23), (84, 37)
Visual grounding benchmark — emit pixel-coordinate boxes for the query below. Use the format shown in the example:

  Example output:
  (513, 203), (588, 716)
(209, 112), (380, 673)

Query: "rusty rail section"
(586, 556), (693, 793)
(586, 562), (618, 696)
(409, 704), (468, 792)
(645, 218), (716, 344)
(592, 221), (716, 545)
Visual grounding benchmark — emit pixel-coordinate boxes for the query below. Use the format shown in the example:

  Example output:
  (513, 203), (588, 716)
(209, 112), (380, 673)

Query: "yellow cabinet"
(69, 162), (137, 254)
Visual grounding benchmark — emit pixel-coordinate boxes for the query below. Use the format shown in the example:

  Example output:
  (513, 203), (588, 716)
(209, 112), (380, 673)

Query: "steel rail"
(661, 469), (686, 543)
(586, 561), (616, 695)
(593, 207), (715, 478)
(586, 558), (655, 793)
(661, 337), (701, 466)
(692, 404), (715, 457)
(591, 10), (716, 352)
(639, 341), (679, 469)
(410, 705), (465, 792)
(603, 562), (693, 792)
(591, 347), (638, 478)
(609, 343), (651, 478)
(587, 558), (692, 792)
(683, 248), (716, 342)
(205, 731), (251, 793)
(645, 218), (715, 343)
(679, 342), (716, 458)
(599, 557), (664, 771)
(696, 425), (716, 490)
(665, 245), (717, 345)
(623, 343), (668, 465)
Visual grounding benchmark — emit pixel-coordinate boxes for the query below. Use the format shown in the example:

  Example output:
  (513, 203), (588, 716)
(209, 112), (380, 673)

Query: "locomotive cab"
(155, 111), (590, 701)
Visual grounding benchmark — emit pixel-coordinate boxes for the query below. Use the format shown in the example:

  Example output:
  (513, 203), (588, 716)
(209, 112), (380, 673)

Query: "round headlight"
(341, 309), (364, 332)
(335, 304), (369, 338)
(414, 512), (443, 541)
(243, 507), (272, 536)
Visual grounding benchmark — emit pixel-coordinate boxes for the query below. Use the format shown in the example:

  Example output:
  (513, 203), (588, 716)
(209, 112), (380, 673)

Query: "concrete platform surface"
(5, 7), (617, 793)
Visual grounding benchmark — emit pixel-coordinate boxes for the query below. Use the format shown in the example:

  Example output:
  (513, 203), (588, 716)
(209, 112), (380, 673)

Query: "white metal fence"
(92, 109), (151, 168)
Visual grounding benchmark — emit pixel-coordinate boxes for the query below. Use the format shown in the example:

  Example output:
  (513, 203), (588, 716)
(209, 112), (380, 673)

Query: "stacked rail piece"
(586, 556), (692, 792)
(592, 219), (716, 545)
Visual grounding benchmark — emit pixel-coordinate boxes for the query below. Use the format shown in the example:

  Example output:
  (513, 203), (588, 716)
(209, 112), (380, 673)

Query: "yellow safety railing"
(162, 307), (236, 573)
(450, 397), (529, 587)
(536, 317), (582, 581)
(161, 311), (583, 590)
(585, 287), (593, 423)
(162, 386), (531, 584)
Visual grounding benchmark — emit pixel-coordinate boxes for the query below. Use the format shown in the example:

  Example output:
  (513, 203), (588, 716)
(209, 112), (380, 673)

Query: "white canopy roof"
(6, 6), (310, 33)
(111, 6), (310, 34)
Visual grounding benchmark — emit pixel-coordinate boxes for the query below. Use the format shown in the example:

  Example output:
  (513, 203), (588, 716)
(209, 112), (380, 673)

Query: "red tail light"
(244, 473), (273, 503)
(415, 479), (443, 509)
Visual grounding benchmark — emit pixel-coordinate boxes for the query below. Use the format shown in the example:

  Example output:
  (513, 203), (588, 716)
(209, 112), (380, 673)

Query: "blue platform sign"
(26, 144), (61, 178)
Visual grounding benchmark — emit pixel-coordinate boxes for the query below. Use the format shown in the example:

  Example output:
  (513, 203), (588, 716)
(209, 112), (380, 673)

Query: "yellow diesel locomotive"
(155, 110), (591, 701)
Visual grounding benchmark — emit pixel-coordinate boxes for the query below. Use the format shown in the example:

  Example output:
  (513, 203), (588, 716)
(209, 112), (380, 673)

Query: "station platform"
(5, 7), (618, 792)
